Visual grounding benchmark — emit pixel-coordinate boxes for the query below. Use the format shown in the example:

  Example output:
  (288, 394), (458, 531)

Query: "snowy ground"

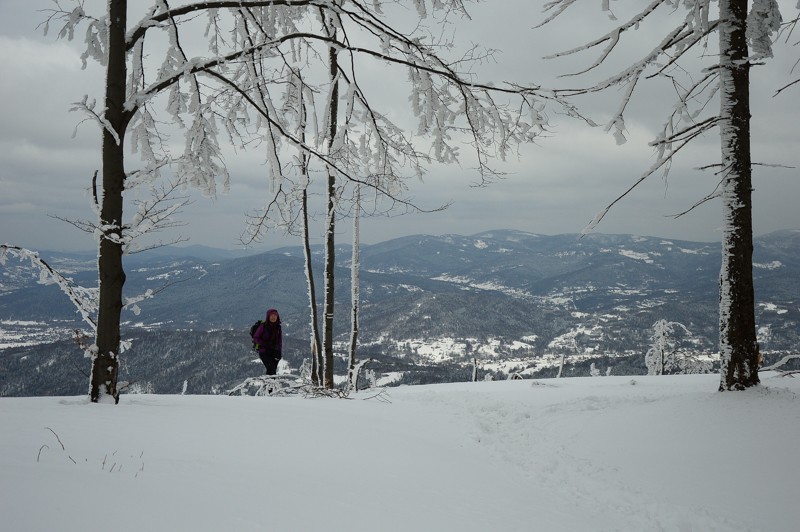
(1, 372), (798, 531)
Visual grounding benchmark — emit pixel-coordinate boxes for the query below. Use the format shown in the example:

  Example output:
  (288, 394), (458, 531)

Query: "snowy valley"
(1, 229), (799, 396)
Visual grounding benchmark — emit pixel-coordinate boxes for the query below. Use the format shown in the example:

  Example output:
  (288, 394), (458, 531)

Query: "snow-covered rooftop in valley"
(1, 373), (798, 531)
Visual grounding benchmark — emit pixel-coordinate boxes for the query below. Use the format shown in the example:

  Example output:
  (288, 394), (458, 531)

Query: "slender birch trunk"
(302, 186), (323, 387)
(295, 79), (323, 387)
(347, 185), (361, 387)
(717, 0), (759, 390)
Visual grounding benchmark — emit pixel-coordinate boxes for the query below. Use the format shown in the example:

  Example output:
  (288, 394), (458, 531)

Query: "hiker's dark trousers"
(259, 350), (281, 375)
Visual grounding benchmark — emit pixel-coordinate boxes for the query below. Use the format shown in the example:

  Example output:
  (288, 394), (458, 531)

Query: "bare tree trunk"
(347, 185), (360, 388)
(296, 86), (323, 387)
(322, 37), (339, 390)
(302, 186), (323, 387)
(91, 0), (128, 403)
(323, 177), (336, 389)
(718, 0), (759, 391)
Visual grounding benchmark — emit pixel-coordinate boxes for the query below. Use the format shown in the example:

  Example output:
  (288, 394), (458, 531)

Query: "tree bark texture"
(91, 0), (128, 403)
(322, 39), (339, 390)
(322, 174), (335, 389)
(717, 0), (759, 391)
(347, 185), (360, 387)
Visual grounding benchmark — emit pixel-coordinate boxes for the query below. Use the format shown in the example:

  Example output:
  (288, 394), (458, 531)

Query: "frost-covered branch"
(0, 245), (97, 330)
(581, 116), (718, 235)
(69, 95), (121, 145)
(774, 7), (800, 96)
(54, 0), (575, 243)
(542, 1), (784, 235)
(539, 2), (721, 188)
(126, 0), (328, 49)
(761, 354), (800, 374)
(227, 374), (351, 397)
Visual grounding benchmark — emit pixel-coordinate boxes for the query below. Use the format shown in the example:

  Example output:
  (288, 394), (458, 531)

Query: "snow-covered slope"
(2, 372), (797, 531)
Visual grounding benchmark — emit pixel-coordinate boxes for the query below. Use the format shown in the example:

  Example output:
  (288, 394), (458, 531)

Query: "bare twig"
(361, 389), (392, 403)
(45, 427), (65, 451)
(37, 444), (49, 462)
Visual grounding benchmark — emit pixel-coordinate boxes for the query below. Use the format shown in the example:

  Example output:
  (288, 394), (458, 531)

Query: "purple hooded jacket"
(253, 309), (282, 356)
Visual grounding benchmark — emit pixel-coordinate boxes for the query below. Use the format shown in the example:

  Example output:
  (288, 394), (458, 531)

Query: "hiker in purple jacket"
(253, 308), (282, 375)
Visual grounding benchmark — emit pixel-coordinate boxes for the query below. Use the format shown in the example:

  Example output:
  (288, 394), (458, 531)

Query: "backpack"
(250, 320), (263, 350)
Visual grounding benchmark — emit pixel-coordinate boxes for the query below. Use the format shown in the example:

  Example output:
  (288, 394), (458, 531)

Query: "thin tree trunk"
(347, 185), (360, 387)
(323, 176), (336, 389)
(717, 0), (759, 391)
(322, 35), (339, 390)
(302, 186), (323, 386)
(91, 0), (127, 403)
(296, 83), (323, 387)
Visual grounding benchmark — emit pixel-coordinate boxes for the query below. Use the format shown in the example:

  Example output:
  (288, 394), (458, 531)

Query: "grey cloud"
(1, 1), (798, 253)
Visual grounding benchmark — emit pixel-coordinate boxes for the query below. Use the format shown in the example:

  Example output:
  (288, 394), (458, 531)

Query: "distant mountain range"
(2, 229), (798, 395)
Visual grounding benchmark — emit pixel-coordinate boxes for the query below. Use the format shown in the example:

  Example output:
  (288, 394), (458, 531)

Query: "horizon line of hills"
(2, 228), (798, 395)
(31, 227), (800, 261)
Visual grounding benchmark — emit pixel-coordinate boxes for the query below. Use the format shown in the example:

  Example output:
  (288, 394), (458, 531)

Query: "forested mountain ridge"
(2, 230), (798, 395)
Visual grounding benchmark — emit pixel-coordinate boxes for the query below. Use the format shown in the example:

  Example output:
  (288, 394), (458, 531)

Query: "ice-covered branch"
(0, 245), (97, 331)
(538, 2), (757, 235)
(774, 8), (800, 95)
(761, 354), (800, 374)
(581, 116), (716, 235)
(69, 96), (121, 145)
(747, 0), (782, 60)
(541, 0), (664, 64)
(126, 0), (328, 50)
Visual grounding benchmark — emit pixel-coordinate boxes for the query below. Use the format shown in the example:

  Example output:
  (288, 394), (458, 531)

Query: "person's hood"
(265, 308), (281, 323)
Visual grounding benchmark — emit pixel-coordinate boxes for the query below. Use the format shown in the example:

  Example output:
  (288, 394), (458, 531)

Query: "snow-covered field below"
(1, 372), (798, 532)
(0, 320), (76, 349)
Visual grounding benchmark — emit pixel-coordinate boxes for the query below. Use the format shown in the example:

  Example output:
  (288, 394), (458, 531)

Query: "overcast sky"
(1, 1), (798, 253)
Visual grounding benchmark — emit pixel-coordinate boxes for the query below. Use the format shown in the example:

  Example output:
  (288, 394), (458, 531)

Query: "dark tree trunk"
(323, 175), (336, 389)
(717, 0), (759, 391)
(322, 40), (339, 390)
(90, 0), (128, 403)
